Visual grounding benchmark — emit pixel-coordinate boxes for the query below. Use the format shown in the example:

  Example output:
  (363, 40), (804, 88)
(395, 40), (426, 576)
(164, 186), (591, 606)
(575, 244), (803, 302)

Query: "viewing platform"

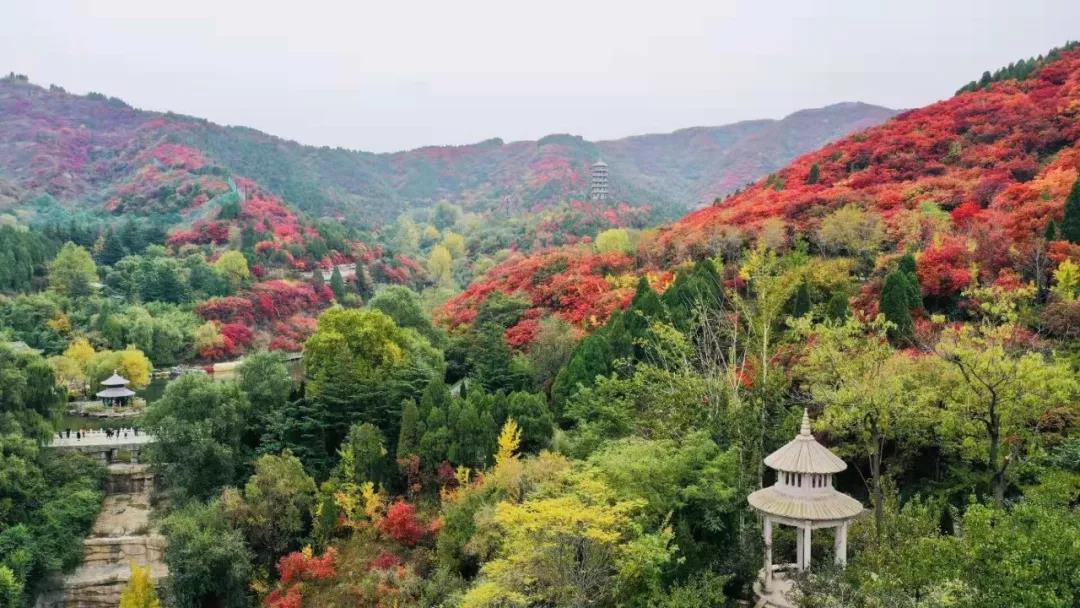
(47, 429), (155, 464)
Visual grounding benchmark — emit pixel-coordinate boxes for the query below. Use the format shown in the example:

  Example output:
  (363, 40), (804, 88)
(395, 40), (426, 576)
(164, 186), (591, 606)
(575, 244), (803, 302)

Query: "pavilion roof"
(96, 387), (135, 399)
(101, 372), (130, 387)
(763, 410), (848, 474)
(748, 485), (863, 521)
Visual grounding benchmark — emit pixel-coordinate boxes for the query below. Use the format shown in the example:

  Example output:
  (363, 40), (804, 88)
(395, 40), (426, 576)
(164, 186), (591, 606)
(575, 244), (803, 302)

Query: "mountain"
(441, 44), (1080, 338)
(0, 76), (895, 227)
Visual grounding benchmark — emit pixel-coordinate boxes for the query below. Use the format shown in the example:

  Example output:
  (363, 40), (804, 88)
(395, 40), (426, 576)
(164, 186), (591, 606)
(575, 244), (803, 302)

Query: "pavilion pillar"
(802, 525), (812, 571)
(834, 521), (848, 566)
(796, 525), (804, 570)
(763, 516), (773, 590)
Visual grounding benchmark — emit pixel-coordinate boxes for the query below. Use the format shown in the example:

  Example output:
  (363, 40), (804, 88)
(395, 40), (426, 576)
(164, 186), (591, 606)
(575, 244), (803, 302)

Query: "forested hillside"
(0, 77), (894, 225)
(444, 43), (1080, 340)
(2, 41), (1079, 608)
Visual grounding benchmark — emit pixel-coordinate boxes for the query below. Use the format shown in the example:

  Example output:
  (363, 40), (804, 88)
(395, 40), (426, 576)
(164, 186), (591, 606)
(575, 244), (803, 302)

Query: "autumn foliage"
(377, 501), (426, 547)
(443, 47), (1080, 342)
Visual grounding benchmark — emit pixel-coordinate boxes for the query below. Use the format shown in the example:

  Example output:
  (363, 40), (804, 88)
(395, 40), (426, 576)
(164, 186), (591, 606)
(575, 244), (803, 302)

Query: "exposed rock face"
(35, 464), (168, 608)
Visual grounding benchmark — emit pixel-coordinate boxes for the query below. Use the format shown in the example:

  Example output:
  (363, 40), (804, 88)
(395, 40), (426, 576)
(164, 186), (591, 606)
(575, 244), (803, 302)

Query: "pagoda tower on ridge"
(590, 159), (609, 201)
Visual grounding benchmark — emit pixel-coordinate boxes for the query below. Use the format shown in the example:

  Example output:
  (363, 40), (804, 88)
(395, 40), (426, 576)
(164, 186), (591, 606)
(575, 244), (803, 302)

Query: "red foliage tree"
(377, 501), (426, 547)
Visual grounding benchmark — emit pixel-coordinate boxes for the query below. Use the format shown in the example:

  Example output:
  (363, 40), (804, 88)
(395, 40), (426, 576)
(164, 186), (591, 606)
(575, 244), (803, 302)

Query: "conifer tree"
(1063, 175), (1080, 244)
(826, 292), (850, 321)
(806, 163), (820, 185)
(897, 252), (922, 308)
(329, 266), (347, 302)
(791, 282), (812, 317)
(880, 272), (915, 343)
(551, 334), (613, 413)
(397, 398), (421, 461)
(1045, 218), (1058, 242)
(355, 265), (375, 300)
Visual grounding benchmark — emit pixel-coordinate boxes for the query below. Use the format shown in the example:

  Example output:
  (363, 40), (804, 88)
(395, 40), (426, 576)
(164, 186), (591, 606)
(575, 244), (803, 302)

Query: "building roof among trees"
(763, 409), (848, 474)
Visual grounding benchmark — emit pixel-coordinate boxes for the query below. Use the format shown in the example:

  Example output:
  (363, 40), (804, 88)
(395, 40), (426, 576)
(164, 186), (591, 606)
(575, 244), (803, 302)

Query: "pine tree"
(826, 292), (850, 321)
(880, 272), (915, 343)
(355, 265), (375, 300)
(806, 163), (820, 185)
(1045, 219), (1058, 242)
(897, 253), (922, 308)
(1063, 176), (1080, 244)
(311, 267), (325, 292)
(329, 266), (347, 302)
(98, 229), (128, 266)
(397, 398), (421, 461)
(791, 282), (812, 317)
(551, 334), (613, 414)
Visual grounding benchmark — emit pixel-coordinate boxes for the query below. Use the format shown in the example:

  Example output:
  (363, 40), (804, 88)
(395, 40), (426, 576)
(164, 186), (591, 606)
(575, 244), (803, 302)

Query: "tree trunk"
(988, 410), (1005, 506)
(871, 428), (884, 534)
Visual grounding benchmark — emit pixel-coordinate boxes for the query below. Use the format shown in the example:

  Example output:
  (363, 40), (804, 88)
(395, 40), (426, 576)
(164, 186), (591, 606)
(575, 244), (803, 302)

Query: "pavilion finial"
(800, 409), (812, 436)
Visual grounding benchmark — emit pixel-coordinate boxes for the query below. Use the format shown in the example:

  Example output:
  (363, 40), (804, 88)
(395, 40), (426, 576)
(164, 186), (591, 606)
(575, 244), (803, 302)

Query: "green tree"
(213, 250), (250, 289)
(396, 398), (421, 461)
(1063, 174), (1080, 244)
(338, 422), (387, 484)
(504, 391), (554, 453)
(329, 266), (347, 302)
(143, 375), (251, 500)
(527, 316), (578, 393)
(304, 308), (444, 448)
(582, 432), (742, 576)
(1045, 218), (1058, 242)
(48, 242), (97, 297)
(791, 281), (811, 317)
(933, 323), (1079, 504)
(794, 316), (932, 530)
(551, 333), (613, 413)
(221, 450), (316, 568)
(368, 285), (445, 346)
(594, 228), (633, 253)
(879, 271), (915, 343)
(237, 351), (293, 453)
(162, 500), (253, 608)
(806, 162), (820, 185)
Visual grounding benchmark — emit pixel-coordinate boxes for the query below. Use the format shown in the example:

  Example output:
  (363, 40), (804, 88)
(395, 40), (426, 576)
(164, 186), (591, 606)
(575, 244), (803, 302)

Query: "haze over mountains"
(0, 76), (895, 227)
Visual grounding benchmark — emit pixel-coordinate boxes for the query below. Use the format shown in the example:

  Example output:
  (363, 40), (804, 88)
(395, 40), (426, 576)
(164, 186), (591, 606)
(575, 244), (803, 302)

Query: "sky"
(3, 1), (1078, 153)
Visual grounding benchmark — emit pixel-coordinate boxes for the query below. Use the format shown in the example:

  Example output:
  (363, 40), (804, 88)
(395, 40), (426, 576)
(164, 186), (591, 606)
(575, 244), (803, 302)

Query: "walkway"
(50, 429), (154, 449)
(48, 429), (155, 465)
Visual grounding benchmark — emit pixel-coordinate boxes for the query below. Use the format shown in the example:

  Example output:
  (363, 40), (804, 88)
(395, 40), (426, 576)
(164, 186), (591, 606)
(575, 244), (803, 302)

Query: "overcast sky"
(3, 1), (1077, 153)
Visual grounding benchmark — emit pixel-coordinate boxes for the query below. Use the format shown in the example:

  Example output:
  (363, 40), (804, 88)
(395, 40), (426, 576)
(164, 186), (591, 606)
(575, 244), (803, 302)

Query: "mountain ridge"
(0, 75), (896, 226)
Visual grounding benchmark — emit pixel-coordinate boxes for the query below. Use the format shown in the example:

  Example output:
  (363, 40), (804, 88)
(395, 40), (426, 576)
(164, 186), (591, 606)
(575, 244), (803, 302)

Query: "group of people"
(57, 426), (141, 441)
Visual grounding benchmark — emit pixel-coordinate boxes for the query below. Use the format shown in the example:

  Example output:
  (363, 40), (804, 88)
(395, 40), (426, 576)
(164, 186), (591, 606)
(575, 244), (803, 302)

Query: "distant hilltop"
(0, 75), (896, 226)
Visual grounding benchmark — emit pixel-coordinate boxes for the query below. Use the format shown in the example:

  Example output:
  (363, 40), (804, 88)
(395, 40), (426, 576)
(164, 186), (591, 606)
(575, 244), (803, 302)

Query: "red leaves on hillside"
(266, 547), (338, 608)
(917, 236), (973, 297)
(659, 48), (1080, 255)
(378, 501), (426, 547)
(441, 248), (638, 333)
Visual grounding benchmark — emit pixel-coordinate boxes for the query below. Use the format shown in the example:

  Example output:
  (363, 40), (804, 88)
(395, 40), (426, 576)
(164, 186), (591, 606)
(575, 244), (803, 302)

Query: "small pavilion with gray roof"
(95, 371), (135, 407)
(749, 410), (863, 607)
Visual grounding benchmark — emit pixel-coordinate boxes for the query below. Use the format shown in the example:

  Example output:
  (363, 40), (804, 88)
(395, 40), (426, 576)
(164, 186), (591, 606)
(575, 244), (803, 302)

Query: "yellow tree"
(118, 563), (161, 608)
(1051, 258), (1079, 301)
(461, 476), (672, 608)
(428, 244), (454, 285)
(213, 250), (250, 289)
(594, 228), (633, 254)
